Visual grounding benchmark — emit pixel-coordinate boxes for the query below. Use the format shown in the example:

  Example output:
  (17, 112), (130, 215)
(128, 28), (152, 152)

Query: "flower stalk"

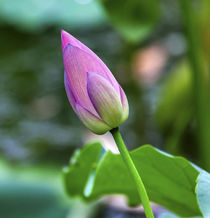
(110, 127), (154, 218)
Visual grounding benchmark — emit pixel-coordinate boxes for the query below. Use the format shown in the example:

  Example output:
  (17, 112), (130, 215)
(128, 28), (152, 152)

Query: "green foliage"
(178, 0), (210, 170)
(0, 182), (68, 218)
(0, 0), (105, 30)
(156, 61), (194, 155)
(0, 160), (95, 218)
(156, 61), (192, 130)
(63, 142), (210, 217)
(100, 0), (160, 42)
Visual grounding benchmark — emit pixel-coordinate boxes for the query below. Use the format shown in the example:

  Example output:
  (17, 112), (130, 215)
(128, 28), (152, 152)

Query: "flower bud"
(61, 30), (129, 134)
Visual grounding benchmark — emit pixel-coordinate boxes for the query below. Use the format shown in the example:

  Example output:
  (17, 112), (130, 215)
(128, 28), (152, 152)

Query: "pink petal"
(61, 30), (120, 95)
(63, 45), (120, 116)
(64, 71), (76, 111)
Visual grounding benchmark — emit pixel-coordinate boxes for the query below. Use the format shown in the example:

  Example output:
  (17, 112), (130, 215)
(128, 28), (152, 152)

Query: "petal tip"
(61, 30), (72, 51)
(75, 103), (111, 134)
(87, 73), (123, 128)
(61, 29), (67, 35)
(86, 71), (97, 79)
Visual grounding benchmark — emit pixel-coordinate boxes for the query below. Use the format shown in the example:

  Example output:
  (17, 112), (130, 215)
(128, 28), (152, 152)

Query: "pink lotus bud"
(61, 30), (129, 134)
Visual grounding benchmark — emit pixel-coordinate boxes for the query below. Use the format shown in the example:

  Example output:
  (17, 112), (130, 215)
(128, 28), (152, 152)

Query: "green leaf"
(100, 0), (160, 42)
(63, 142), (103, 198)
(196, 171), (210, 217)
(63, 142), (203, 217)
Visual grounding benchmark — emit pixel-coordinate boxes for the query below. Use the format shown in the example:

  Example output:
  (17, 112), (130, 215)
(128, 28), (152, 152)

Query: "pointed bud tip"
(61, 29), (69, 37)
(61, 29), (71, 51)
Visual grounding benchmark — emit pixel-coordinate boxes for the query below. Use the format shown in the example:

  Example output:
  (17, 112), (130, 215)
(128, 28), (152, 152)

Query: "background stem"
(110, 127), (154, 218)
(178, 0), (210, 170)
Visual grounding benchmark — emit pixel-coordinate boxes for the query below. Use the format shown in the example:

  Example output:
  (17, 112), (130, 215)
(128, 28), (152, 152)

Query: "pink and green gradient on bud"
(61, 30), (129, 134)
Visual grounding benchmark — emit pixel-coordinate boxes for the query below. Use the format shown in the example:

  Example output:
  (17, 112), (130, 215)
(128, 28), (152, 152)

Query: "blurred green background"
(0, 0), (209, 217)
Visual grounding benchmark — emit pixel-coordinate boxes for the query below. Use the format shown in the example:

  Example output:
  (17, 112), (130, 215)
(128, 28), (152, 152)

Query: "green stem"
(178, 0), (210, 169)
(110, 127), (154, 218)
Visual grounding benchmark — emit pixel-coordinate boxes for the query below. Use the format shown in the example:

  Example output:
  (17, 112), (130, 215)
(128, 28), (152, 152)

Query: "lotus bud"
(61, 30), (129, 134)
